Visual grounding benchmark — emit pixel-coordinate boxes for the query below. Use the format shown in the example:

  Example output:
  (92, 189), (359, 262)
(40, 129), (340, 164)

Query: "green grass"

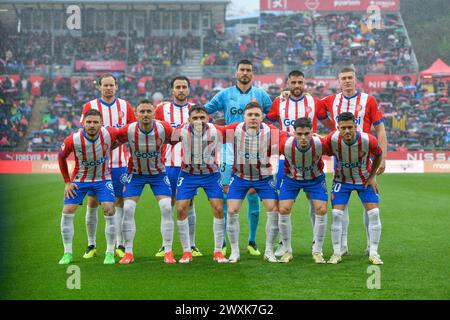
(0, 174), (449, 300)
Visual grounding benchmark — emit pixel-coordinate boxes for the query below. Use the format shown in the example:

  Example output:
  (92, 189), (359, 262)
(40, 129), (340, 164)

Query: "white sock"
(364, 208), (370, 250)
(367, 208), (382, 256)
(115, 206), (124, 247)
(313, 214), (327, 254)
(85, 206), (98, 246)
(308, 198), (315, 229)
(159, 198), (174, 252)
(122, 200), (136, 254)
(104, 215), (116, 254)
(213, 217), (225, 252)
(341, 205), (349, 251)
(265, 212), (279, 255)
(61, 213), (74, 254)
(187, 204), (196, 248)
(177, 218), (191, 252)
(331, 209), (344, 256)
(226, 214), (240, 256)
(278, 214), (292, 253)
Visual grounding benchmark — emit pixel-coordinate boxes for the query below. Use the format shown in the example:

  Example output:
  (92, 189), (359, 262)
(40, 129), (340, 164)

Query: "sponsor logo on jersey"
(134, 150), (160, 158)
(337, 160), (365, 169)
(294, 165), (314, 171)
(81, 157), (108, 166)
(283, 119), (295, 127)
(230, 107), (244, 115)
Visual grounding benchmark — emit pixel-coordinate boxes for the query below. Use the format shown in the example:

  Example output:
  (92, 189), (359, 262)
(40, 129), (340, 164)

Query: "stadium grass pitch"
(0, 173), (449, 300)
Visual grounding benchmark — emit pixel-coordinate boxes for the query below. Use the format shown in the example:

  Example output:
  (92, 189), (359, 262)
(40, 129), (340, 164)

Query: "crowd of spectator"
(374, 78), (450, 151)
(321, 12), (415, 75)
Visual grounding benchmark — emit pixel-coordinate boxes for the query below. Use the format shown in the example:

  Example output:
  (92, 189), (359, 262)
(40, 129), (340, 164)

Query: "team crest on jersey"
(102, 143), (109, 153)
(118, 110), (125, 119)
(61, 143), (65, 151)
(306, 106), (312, 113)
(156, 138), (162, 146)
(357, 104), (363, 112)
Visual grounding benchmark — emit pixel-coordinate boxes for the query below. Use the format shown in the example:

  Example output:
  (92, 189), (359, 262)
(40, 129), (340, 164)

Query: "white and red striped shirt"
(280, 136), (328, 181)
(225, 122), (285, 181)
(266, 95), (327, 133)
(154, 101), (192, 167)
(321, 91), (384, 133)
(324, 131), (382, 185)
(81, 98), (136, 169)
(59, 127), (117, 183)
(175, 123), (223, 175)
(117, 120), (173, 175)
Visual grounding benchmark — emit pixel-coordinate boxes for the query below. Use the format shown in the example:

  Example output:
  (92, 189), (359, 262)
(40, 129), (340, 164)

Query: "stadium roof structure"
(0, 0), (229, 3)
(420, 59), (450, 77)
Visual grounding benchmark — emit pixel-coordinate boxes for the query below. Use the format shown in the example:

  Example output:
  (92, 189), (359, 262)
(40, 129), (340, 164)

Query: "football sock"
(331, 209), (344, 256)
(313, 214), (327, 254)
(61, 213), (74, 254)
(278, 213), (292, 253)
(265, 211), (279, 255)
(85, 206), (98, 247)
(177, 218), (191, 252)
(213, 217), (225, 252)
(247, 193), (260, 244)
(309, 198), (316, 229)
(115, 206), (124, 247)
(187, 203), (196, 247)
(367, 208), (382, 256)
(104, 215), (116, 254)
(159, 197), (174, 252)
(364, 208), (370, 250)
(341, 205), (349, 251)
(226, 214), (240, 256)
(222, 194), (228, 246)
(122, 199), (137, 254)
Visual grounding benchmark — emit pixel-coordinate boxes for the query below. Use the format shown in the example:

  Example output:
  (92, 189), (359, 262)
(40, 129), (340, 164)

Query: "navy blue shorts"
(123, 173), (172, 198)
(64, 180), (115, 205)
(227, 175), (278, 200)
(86, 167), (128, 198)
(176, 171), (223, 200)
(331, 181), (379, 206)
(279, 174), (328, 201)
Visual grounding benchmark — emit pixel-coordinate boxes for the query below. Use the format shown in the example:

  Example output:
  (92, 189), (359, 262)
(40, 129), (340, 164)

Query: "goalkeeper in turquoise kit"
(205, 59), (273, 256)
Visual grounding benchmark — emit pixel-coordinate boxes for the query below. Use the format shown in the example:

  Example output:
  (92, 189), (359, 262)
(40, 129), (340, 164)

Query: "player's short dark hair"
(338, 66), (356, 75)
(97, 73), (118, 86)
(171, 76), (190, 88)
(83, 109), (102, 120)
(244, 101), (263, 113)
(236, 59), (253, 70)
(189, 105), (208, 116)
(136, 99), (154, 109)
(294, 117), (312, 129)
(288, 70), (305, 79)
(337, 112), (356, 123)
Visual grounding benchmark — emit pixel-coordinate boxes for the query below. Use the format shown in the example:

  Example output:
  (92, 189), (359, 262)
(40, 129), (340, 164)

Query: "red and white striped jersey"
(321, 91), (383, 133)
(154, 101), (192, 167)
(280, 136), (328, 180)
(59, 127), (118, 183)
(225, 122), (284, 181)
(117, 120), (173, 176)
(175, 123), (224, 175)
(324, 131), (382, 184)
(266, 95), (327, 133)
(81, 98), (136, 169)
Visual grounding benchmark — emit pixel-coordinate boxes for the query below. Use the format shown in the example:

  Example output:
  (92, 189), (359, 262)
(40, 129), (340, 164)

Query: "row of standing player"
(57, 59), (387, 265)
